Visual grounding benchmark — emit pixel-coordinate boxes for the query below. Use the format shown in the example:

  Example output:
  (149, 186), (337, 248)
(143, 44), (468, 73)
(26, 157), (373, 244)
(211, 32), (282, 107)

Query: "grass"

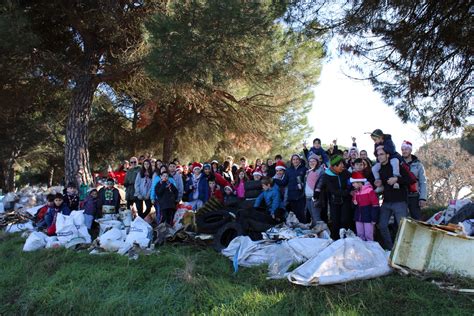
(1, 233), (473, 315)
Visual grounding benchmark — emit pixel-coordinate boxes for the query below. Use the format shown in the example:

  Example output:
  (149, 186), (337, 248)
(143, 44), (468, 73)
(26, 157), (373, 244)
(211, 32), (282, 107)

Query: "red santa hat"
(350, 171), (367, 183)
(253, 171), (263, 177)
(191, 162), (203, 171)
(401, 140), (413, 150)
(275, 160), (286, 171)
(176, 165), (184, 173)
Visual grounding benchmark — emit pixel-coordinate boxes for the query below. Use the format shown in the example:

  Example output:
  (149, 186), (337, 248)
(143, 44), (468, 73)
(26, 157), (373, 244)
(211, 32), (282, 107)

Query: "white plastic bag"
(288, 238), (392, 286)
(45, 236), (61, 249)
(23, 231), (48, 251)
(6, 221), (34, 233)
(96, 218), (122, 235)
(56, 213), (79, 245)
(70, 210), (91, 243)
(25, 205), (43, 217)
(125, 216), (152, 248)
(99, 228), (127, 252)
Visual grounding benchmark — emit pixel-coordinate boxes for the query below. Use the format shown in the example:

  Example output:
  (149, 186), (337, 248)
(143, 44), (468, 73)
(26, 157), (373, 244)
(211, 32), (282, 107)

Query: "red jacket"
(353, 183), (380, 223)
(209, 187), (224, 203)
(36, 204), (49, 221)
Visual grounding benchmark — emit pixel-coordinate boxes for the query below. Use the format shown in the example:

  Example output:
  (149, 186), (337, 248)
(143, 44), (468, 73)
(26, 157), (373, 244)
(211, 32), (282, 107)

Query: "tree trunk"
(162, 132), (175, 163)
(48, 166), (55, 187)
(6, 156), (15, 192)
(65, 75), (97, 187)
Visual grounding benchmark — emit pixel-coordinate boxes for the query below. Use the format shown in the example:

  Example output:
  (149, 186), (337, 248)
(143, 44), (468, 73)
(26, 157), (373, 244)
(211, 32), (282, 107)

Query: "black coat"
(97, 187), (121, 214)
(316, 169), (352, 206)
(155, 181), (178, 210)
(379, 162), (410, 203)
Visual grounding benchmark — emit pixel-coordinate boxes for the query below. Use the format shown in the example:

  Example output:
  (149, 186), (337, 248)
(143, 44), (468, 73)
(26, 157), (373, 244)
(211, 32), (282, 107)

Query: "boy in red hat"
(350, 172), (380, 241)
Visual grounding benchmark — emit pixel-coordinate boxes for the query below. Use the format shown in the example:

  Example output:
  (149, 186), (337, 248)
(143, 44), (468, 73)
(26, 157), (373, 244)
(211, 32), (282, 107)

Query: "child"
(303, 138), (330, 166)
(45, 193), (71, 236)
(208, 176), (224, 203)
(63, 182), (79, 211)
(223, 185), (239, 207)
(370, 129), (402, 191)
(234, 169), (248, 199)
(253, 177), (285, 222)
(36, 193), (55, 229)
(155, 171), (179, 225)
(350, 172), (380, 241)
(83, 189), (99, 229)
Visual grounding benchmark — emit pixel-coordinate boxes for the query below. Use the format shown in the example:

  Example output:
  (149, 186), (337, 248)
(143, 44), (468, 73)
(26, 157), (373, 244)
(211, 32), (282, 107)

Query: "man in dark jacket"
(97, 178), (121, 215)
(303, 138), (329, 166)
(274, 154), (308, 223)
(315, 155), (353, 240)
(123, 157), (141, 209)
(377, 147), (410, 249)
(155, 171), (179, 225)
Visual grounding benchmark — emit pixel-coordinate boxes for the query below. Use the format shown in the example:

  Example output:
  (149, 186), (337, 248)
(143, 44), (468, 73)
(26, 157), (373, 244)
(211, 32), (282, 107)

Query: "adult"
(315, 155), (353, 240)
(376, 147), (411, 249)
(168, 161), (184, 203)
(277, 154), (308, 223)
(134, 159), (153, 219)
(401, 141), (427, 220)
(123, 157), (141, 209)
(184, 162), (209, 210)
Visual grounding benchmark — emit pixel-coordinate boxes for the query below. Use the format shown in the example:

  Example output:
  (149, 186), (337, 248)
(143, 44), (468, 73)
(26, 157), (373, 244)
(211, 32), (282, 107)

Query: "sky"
(307, 46), (425, 160)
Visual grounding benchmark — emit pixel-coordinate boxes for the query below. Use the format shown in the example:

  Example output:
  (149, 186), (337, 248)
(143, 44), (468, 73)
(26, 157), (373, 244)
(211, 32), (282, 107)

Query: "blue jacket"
(276, 163), (307, 201)
(45, 204), (71, 228)
(306, 147), (329, 165)
(184, 174), (209, 203)
(150, 174), (177, 201)
(254, 186), (283, 216)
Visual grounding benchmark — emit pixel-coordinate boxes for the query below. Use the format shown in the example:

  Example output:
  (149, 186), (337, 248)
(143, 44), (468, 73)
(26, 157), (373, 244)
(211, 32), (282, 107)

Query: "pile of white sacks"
(222, 227), (392, 286)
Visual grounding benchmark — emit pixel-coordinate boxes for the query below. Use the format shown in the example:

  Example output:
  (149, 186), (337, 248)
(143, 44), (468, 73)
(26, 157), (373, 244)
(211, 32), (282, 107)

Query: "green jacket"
(124, 166), (141, 200)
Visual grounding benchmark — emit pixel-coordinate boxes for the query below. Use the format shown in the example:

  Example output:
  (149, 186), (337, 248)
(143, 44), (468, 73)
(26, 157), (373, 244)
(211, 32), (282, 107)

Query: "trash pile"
(221, 227), (392, 284)
(391, 217), (474, 279)
(427, 199), (474, 236)
(0, 185), (63, 213)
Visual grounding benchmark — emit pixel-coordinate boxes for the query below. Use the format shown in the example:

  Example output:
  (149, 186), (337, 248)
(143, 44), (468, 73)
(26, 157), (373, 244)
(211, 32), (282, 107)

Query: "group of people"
(37, 129), (427, 250)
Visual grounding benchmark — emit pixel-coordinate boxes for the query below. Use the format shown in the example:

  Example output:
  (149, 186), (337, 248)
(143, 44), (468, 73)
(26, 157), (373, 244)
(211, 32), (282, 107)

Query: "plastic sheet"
(288, 238), (392, 286)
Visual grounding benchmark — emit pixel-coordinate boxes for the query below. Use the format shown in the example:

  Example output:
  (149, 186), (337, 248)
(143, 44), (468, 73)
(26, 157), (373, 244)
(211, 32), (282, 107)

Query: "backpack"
(401, 162), (418, 193)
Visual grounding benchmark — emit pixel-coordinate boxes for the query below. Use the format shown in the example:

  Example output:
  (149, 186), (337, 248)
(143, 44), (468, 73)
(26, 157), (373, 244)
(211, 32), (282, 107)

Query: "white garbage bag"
(56, 213), (79, 245)
(70, 210), (91, 243)
(23, 231), (48, 251)
(45, 236), (61, 249)
(288, 237), (392, 286)
(125, 216), (152, 248)
(25, 205), (43, 217)
(99, 228), (127, 252)
(6, 221), (34, 233)
(96, 218), (122, 236)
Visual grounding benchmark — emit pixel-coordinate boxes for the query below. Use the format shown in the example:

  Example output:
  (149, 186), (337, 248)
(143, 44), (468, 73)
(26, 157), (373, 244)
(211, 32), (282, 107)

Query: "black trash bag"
(196, 210), (232, 234)
(213, 222), (244, 251)
(448, 203), (474, 224)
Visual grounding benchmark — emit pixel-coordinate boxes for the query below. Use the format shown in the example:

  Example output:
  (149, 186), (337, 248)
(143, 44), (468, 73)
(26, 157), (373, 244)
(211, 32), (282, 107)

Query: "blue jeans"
(378, 201), (408, 249)
(84, 214), (94, 229)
